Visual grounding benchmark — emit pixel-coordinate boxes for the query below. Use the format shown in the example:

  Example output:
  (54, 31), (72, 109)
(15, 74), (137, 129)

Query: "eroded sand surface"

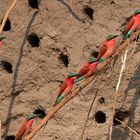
(0, 0), (140, 140)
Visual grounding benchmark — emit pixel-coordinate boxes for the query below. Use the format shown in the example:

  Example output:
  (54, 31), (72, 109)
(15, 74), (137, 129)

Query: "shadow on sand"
(2, 10), (39, 138)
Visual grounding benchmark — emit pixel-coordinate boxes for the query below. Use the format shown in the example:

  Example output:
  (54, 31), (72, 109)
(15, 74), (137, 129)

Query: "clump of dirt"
(98, 97), (105, 104)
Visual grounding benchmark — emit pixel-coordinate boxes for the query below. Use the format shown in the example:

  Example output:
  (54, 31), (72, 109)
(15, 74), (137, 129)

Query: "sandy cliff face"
(0, 0), (140, 140)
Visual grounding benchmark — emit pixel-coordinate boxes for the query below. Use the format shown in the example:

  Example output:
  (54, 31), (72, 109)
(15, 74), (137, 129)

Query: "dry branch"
(25, 29), (140, 140)
(109, 49), (128, 140)
(0, 0), (17, 33)
(25, 76), (96, 140)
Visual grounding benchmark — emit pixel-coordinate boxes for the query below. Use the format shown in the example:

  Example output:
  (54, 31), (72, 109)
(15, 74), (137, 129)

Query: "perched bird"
(122, 9), (140, 39)
(54, 72), (78, 106)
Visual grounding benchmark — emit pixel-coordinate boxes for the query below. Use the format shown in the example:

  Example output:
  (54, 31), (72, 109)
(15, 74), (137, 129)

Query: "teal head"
(134, 9), (140, 15)
(106, 34), (117, 41)
(27, 109), (47, 120)
(27, 113), (37, 120)
(89, 57), (97, 63)
(67, 72), (77, 78)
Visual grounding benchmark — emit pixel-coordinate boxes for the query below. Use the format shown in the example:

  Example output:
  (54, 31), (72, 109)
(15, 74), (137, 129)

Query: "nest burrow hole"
(2, 18), (11, 31)
(27, 33), (40, 47)
(83, 6), (94, 20)
(5, 135), (15, 140)
(33, 108), (46, 118)
(91, 50), (99, 58)
(95, 111), (106, 123)
(58, 52), (69, 67)
(28, 0), (39, 9)
(1, 61), (13, 73)
(113, 110), (130, 126)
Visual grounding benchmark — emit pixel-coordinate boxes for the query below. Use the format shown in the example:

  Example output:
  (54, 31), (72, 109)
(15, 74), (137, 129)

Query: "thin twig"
(80, 88), (99, 140)
(0, 0), (17, 33)
(115, 118), (140, 137)
(109, 49), (128, 140)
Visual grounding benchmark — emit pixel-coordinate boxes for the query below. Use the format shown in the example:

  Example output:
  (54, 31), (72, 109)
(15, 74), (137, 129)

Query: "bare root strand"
(80, 88), (99, 140)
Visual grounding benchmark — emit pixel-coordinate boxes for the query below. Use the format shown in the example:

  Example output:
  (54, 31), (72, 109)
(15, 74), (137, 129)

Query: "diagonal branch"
(25, 29), (140, 140)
